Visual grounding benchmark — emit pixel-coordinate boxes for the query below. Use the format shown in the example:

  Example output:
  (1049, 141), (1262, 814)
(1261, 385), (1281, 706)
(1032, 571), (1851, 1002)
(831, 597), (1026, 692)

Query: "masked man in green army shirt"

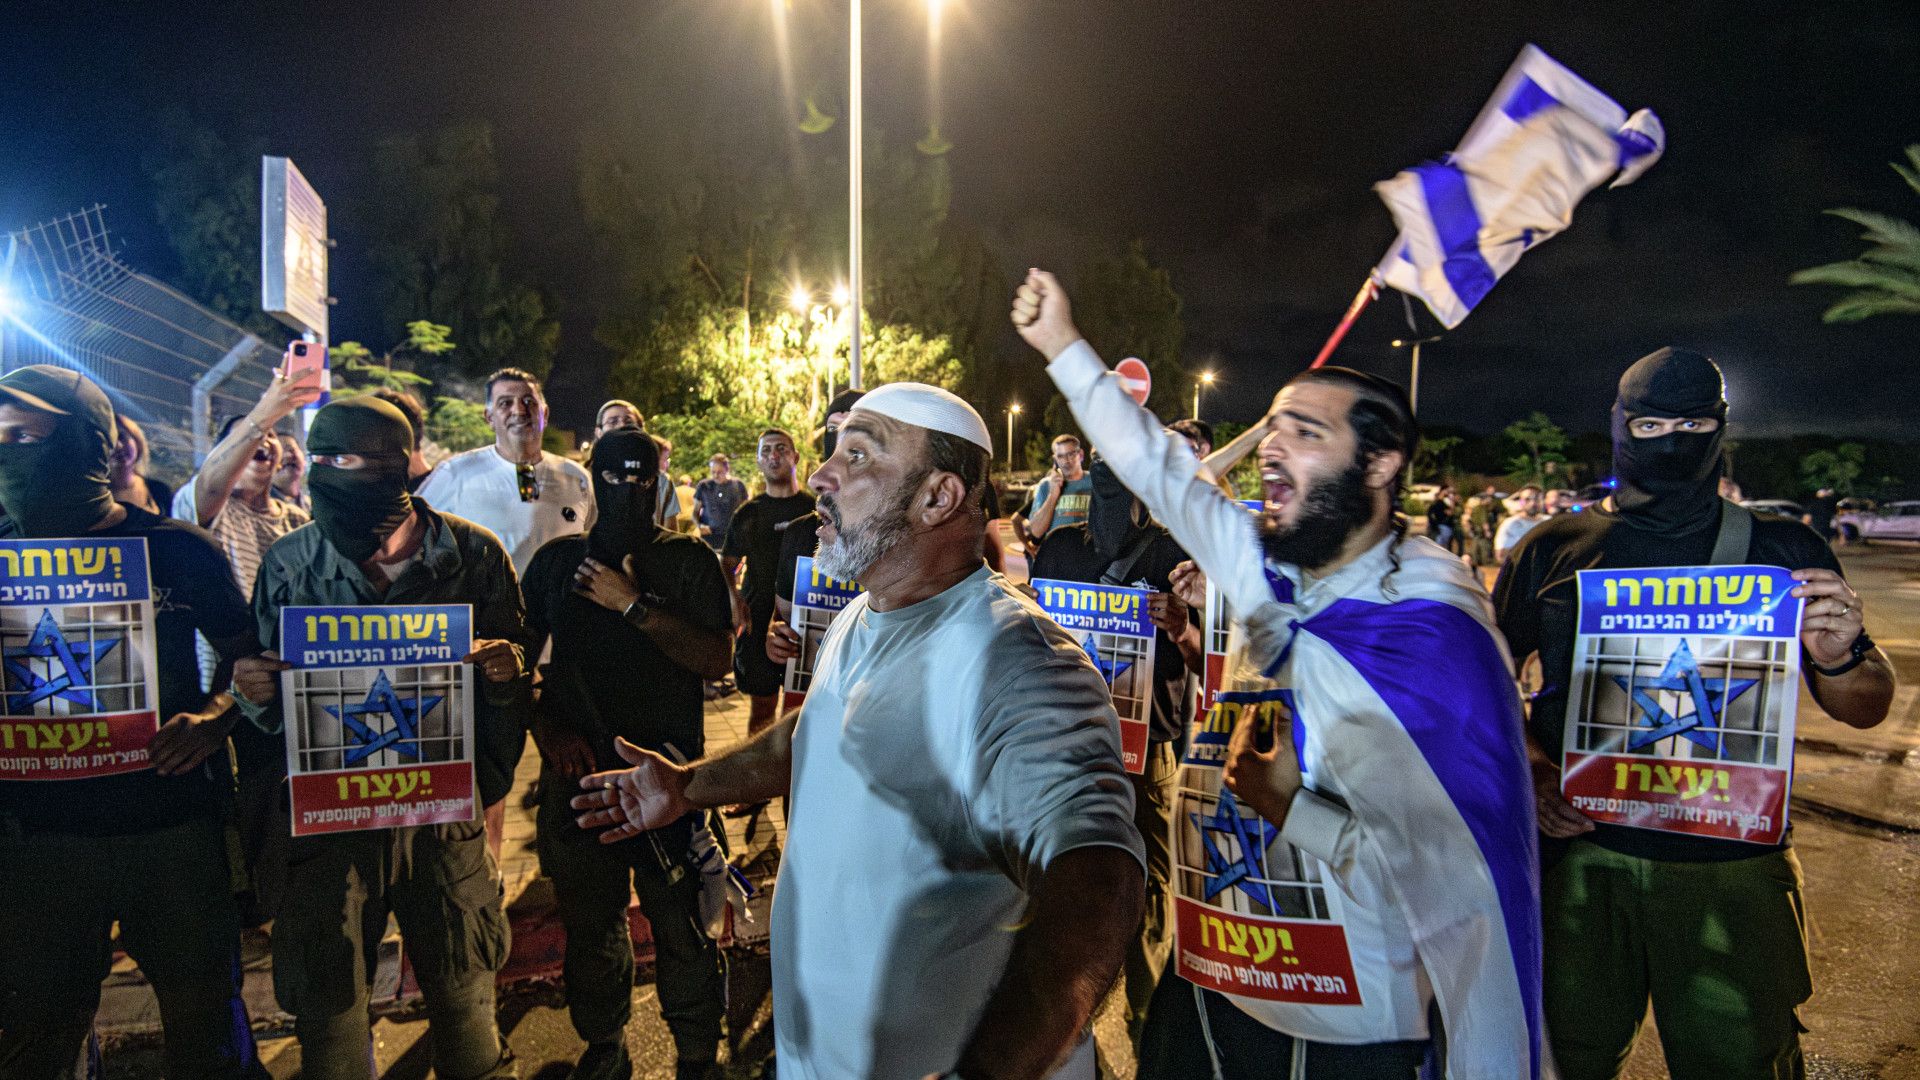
(232, 396), (531, 1080)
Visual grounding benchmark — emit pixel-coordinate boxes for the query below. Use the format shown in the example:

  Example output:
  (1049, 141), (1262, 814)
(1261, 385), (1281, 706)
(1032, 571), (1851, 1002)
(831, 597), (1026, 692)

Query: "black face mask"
(309, 459), (413, 563)
(1610, 347), (1728, 535)
(306, 397), (418, 563)
(0, 415), (118, 538)
(587, 428), (659, 563)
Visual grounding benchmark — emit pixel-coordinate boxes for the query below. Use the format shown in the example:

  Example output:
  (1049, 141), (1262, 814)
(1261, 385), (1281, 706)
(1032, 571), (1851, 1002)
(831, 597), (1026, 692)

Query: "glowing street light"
(830, 282), (850, 308)
(1193, 370), (1215, 419)
(1005, 403), (1021, 473)
(789, 284), (811, 312)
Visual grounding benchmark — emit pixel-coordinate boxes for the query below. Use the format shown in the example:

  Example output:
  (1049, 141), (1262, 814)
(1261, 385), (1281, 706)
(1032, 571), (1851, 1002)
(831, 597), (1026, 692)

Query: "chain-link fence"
(2, 207), (283, 484)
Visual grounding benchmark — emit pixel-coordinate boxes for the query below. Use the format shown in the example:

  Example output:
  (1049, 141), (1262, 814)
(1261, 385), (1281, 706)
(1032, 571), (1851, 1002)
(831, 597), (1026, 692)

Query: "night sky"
(2, 0), (1916, 438)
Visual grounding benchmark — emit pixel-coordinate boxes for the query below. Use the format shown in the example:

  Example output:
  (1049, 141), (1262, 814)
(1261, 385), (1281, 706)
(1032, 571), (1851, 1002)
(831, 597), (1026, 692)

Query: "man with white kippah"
(570, 382), (1146, 1080)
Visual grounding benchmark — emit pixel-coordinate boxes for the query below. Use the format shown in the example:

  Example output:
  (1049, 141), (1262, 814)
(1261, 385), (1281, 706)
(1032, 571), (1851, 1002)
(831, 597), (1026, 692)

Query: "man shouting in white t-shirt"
(571, 382), (1145, 1080)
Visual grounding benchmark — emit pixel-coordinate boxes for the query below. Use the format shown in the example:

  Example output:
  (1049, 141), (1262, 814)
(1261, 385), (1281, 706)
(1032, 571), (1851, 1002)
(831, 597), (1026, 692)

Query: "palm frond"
(1821, 291), (1920, 324)
(1896, 144), (1920, 199)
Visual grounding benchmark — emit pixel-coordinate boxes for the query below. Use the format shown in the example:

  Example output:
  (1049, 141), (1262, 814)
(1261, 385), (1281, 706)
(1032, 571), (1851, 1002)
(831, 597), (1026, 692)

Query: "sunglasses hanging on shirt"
(517, 462), (541, 502)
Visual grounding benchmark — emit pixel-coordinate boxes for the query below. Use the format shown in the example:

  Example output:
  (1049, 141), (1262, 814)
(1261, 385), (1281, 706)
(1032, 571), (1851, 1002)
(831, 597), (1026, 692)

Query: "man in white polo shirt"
(419, 367), (595, 578)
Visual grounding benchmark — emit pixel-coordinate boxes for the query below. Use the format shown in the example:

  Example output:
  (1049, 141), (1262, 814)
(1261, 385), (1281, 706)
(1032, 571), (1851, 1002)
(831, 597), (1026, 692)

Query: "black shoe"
(567, 1041), (631, 1080)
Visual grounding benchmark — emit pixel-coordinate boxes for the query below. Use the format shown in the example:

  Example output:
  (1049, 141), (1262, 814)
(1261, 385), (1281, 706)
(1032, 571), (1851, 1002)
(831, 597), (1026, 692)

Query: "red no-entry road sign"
(1116, 357), (1152, 405)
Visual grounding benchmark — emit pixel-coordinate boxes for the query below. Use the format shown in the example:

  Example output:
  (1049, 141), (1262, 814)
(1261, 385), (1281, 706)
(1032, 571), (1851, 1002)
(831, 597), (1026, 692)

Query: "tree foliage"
(360, 123), (559, 381)
(1071, 239), (1188, 422)
(1503, 412), (1569, 485)
(1799, 442), (1866, 495)
(1790, 144), (1920, 323)
(143, 113), (283, 338)
(1413, 435), (1463, 483)
(581, 123), (998, 432)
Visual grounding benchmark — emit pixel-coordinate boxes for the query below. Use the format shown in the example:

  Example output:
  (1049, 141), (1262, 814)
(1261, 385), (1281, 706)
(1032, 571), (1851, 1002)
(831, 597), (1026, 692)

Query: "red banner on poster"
(1562, 751), (1787, 845)
(290, 762), (475, 836)
(1119, 715), (1148, 773)
(0, 710), (158, 780)
(1173, 897), (1362, 1006)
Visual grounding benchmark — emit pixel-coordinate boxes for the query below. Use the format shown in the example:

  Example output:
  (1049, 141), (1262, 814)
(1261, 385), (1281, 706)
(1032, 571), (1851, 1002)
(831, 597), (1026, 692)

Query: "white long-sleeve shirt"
(1049, 339), (1543, 1077)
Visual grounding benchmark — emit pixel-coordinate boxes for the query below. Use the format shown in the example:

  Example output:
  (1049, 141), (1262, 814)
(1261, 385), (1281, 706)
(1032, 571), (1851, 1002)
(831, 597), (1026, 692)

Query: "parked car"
(1836, 500), (1920, 542)
(1741, 498), (1805, 519)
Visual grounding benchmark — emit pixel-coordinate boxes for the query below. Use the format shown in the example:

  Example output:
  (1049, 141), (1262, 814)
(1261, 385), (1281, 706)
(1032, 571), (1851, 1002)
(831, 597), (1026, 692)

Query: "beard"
(1258, 456), (1377, 571)
(813, 472), (924, 582)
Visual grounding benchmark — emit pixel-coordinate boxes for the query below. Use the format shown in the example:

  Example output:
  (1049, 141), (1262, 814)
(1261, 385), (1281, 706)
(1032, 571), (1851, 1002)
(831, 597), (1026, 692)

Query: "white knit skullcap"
(850, 382), (994, 455)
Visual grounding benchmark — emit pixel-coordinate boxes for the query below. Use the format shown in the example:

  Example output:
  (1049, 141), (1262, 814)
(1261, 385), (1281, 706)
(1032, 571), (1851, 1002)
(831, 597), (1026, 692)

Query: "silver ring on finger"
(1840, 603), (1851, 617)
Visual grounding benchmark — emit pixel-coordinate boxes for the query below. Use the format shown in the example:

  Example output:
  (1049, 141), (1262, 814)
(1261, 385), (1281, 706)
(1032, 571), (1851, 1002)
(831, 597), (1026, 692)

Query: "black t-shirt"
(1030, 522), (1193, 742)
(723, 491), (817, 613)
(523, 529), (733, 767)
(0, 505), (255, 835)
(1492, 504), (1844, 862)
(774, 511), (822, 605)
(1805, 494), (1838, 533)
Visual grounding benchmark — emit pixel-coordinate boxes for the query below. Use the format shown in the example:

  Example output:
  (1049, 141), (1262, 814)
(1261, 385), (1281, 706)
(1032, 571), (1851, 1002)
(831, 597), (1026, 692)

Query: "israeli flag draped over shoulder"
(1375, 44), (1665, 327)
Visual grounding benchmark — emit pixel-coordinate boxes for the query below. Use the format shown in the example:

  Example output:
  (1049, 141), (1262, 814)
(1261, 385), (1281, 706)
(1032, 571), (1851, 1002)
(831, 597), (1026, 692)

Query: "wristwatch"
(1810, 632), (1873, 678)
(622, 598), (654, 630)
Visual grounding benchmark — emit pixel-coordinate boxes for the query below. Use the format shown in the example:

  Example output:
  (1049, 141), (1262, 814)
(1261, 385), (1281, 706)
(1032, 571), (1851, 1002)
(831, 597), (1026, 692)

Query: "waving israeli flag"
(1376, 44), (1665, 328)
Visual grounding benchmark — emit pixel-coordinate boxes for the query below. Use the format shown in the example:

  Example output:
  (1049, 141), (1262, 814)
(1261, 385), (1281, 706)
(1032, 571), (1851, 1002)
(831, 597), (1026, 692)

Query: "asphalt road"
(103, 543), (1920, 1080)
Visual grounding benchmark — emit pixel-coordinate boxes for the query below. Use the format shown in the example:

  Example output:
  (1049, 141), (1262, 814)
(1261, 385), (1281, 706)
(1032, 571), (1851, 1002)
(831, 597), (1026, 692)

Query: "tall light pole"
(847, 0), (864, 390)
(1006, 403), (1021, 473)
(1391, 336), (1441, 414)
(1193, 371), (1214, 419)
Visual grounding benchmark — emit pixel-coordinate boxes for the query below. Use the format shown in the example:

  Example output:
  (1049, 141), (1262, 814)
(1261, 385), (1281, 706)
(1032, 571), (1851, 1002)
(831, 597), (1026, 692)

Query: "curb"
(1789, 794), (1920, 836)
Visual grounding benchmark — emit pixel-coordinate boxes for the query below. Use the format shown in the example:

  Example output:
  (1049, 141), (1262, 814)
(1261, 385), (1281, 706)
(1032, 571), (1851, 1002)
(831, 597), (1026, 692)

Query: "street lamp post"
(847, 0), (864, 390)
(1006, 404), (1021, 473)
(1391, 336), (1442, 414)
(1194, 371), (1214, 419)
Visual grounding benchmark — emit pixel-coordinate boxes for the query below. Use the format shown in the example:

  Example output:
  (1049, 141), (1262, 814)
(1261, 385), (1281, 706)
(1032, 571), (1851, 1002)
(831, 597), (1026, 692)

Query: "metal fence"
(1, 207), (282, 484)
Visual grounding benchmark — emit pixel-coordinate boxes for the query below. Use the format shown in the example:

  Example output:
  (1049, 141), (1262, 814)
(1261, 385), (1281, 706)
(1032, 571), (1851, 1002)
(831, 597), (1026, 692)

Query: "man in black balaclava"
(1493, 347), (1896, 1080)
(229, 395), (530, 1080)
(0, 365), (271, 1080)
(520, 424), (735, 1080)
(1609, 346), (1731, 536)
(1024, 453), (1199, 1052)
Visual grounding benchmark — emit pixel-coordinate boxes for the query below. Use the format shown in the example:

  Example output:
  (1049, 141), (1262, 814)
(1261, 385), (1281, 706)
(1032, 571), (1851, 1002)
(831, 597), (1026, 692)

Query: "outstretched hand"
(572, 736), (696, 844)
(1010, 269), (1083, 361)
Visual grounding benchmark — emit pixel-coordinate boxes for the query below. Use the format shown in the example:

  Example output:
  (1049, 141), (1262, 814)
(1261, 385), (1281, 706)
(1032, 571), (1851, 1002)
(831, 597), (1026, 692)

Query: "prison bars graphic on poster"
(782, 556), (864, 711)
(1031, 578), (1154, 775)
(1559, 565), (1804, 845)
(0, 538), (161, 780)
(1173, 690), (1362, 1005)
(280, 604), (477, 836)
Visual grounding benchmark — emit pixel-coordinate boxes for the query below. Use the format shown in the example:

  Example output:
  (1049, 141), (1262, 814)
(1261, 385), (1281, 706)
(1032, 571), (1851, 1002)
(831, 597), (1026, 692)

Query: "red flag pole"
(1309, 275), (1382, 369)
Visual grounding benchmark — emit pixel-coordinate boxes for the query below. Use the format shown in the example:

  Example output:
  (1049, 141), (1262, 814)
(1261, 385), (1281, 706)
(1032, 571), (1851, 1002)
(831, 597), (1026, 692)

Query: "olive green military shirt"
(239, 500), (533, 807)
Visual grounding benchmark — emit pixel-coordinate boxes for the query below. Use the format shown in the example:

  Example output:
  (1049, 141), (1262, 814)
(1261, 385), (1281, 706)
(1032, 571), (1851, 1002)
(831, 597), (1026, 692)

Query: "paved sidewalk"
(96, 689), (788, 1056)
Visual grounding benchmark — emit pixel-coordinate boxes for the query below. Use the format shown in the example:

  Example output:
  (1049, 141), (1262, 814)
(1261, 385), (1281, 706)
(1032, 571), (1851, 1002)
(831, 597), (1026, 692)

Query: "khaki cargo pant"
(273, 819), (513, 1080)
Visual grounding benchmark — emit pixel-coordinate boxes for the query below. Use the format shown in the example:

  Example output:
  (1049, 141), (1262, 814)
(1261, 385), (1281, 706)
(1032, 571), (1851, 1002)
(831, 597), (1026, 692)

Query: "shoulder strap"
(1709, 498), (1753, 566)
(1099, 527), (1162, 587)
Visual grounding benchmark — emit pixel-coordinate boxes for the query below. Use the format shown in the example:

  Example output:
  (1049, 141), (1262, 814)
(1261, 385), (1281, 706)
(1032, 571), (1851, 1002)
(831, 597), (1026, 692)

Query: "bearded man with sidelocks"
(1015, 269), (1543, 1079)
(570, 382), (1145, 1080)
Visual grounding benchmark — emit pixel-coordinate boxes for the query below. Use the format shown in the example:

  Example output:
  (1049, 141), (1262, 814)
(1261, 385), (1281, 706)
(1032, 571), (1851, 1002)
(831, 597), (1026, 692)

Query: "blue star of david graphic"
(3, 609), (120, 711)
(1190, 789), (1279, 910)
(1079, 635), (1134, 684)
(1612, 640), (1757, 752)
(324, 671), (443, 765)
